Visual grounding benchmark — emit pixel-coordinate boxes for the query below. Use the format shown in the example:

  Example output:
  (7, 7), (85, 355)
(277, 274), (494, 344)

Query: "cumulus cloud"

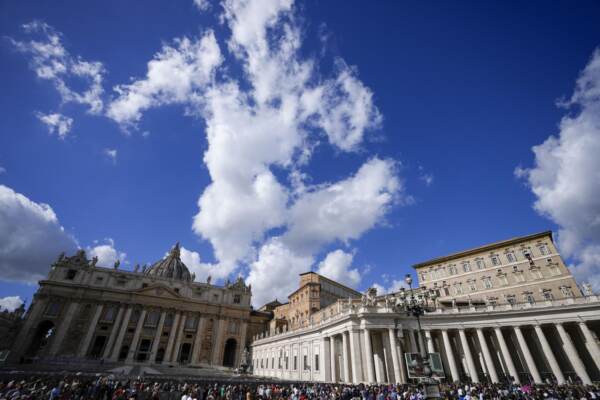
(246, 238), (313, 307)
(10, 21), (105, 114)
(107, 31), (222, 127)
(0, 185), (78, 283)
(35, 112), (73, 139)
(0, 296), (24, 312)
(371, 279), (407, 295)
(86, 238), (126, 268)
(0, 166), (6, 175)
(316, 249), (361, 288)
(180, 245), (230, 282)
(517, 48), (600, 290)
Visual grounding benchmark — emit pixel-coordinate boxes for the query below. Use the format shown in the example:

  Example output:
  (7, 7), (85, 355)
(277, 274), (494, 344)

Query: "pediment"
(133, 283), (182, 299)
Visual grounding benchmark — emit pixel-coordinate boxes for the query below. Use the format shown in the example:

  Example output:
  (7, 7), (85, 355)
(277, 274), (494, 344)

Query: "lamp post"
(395, 273), (438, 378)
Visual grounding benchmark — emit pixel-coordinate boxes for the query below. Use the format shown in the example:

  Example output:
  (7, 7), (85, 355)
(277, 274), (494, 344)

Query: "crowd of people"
(0, 375), (598, 400)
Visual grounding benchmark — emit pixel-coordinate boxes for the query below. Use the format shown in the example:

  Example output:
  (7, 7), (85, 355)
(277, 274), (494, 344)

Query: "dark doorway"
(118, 345), (129, 361)
(89, 336), (107, 358)
(137, 339), (152, 361)
(26, 320), (55, 357)
(222, 338), (237, 367)
(179, 343), (192, 364)
(156, 348), (165, 363)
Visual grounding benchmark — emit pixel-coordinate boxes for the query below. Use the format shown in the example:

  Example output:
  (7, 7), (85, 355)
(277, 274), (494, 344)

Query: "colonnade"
(253, 320), (600, 385)
(424, 321), (599, 385)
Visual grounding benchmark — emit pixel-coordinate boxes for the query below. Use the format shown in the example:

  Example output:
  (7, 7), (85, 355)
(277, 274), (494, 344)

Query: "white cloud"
(103, 148), (117, 164)
(283, 158), (401, 254)
(371, 279), (407, 295)
(86, 238), (126, 268)
(180, 245), (232, 282)
(0, 185), (78, 283)
(517, 48), (600, 290)
(0, 166), (6, 175)
(10, 21), (105, 114)
(0, 296), (24, 312)
(316, 249), (361, 288)
(193, 0), (211, 11)
(107, 31), (222, 127)
(35, 112), (73, 139)
(246, 238), (313, 307)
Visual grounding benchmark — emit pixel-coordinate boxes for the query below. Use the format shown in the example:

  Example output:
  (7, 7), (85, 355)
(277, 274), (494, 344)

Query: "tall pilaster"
(534, 324), (565, 384)
(164, 312), (181, 363)
(342, 332), (350, 382)
(323, 337), (331, 381)
(79, 304), (104, 358)
(48, 302), (79, 356)
(126, 309), (147, 363)
(330, 335), (338, 382)
(556, 323), (591, 385)
(514, 326), (542, 383)
(388, 328), (402, 384)
(363, 329), (375, 383)
(476, 328), (499, 383)
(149, 311), (167, 363)
(458, 329), (479, 383)
(441, 330), (459, 383)
(409, 329), (418, 353)
(102, 306), (125, 359)
(578, 321), (600, 372)
(110, 306), (133, 361)
(238, 321), (248, 368)
(171, 313), (187, 363)
(494, 327), (519, 384)
(191, 316), (206, 365)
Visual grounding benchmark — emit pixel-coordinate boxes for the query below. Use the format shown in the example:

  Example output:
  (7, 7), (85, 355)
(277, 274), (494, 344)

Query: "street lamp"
(395, 273), (438, 378)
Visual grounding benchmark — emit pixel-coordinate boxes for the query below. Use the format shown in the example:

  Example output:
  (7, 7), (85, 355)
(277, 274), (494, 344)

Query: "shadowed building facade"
(10, 243), (267, 369)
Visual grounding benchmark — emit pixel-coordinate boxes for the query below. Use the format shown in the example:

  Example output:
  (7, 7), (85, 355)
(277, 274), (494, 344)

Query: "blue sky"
(1, 0), (600, 308)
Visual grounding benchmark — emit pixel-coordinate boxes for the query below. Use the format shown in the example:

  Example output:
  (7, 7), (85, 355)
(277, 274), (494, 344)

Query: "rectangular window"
(543, 290), (554, 301)
(303, 355), (308, 370)
(540, 244), (549, 255)
(420, 272), (427, 282)
(524, 293), (535, 304)
(531, 269), (543, 280)
(449, 265), (458, 275)
(454, 283), (463, 295)
(514, 271), (525, 283)
(233, 294), (241, 304)
(506, 295), (516, 305)
(476, 259), (485, 269)
(186, 315), (198, 330)
(549, 264), (561, 276)
(482, 277), (493, 289)
(463, 262), (471, 273)
(145, 311), (160, 327)
(560, 286), (573, 297)
(315, 354), (319, 371)
(506, 252), (515, 263)
(65, 269), (77, 280)
(498, 275), (508, 286)
(294, 356), (297, 370)
(491, 256), (500, 266)
(468, 281), (477, 292)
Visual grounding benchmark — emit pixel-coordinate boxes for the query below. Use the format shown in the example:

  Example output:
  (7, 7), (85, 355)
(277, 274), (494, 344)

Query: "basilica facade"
(9, 243), (268, 369)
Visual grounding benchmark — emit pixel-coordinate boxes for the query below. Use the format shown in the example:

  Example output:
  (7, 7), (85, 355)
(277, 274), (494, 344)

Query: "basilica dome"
(145, 242), (192, 282)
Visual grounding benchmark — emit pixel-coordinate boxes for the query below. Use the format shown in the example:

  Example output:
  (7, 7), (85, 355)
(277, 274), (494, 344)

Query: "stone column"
(102, 307), (125, 359)
(330, 335), (337, 382)
(578, 321), (600, 372)
(409, 329), (418, 353)
(149, 311), (167, 363)
(349, 329), (362, 383)
(48, 302), (79, 356)
(441, 330), (459, 383)
(388, 328), (402, 383)
(78, 304), (104, 357)
(417, 330), (426, 354)
(476, 328), (499, 383)
(514, 326), (542, 383)
(363, 329), (375, 383)
(494, 327), (520, 384)
(458, 329), (479, 383)
(211, 317), (227, 365)
(424, 330), (435, 354)
(534, 324), (565, 384)
(191, 316), (206, 365)
(110, 306), (133, 361)
(238, 321), (248, 368)
(342, 332), (350, 382)
(126, 309), (147, 363)
(171, 313), (187, 363)
(556, 323), (591, 385)
(164, 312), (181, 363)
(323, 337), (331, 381)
